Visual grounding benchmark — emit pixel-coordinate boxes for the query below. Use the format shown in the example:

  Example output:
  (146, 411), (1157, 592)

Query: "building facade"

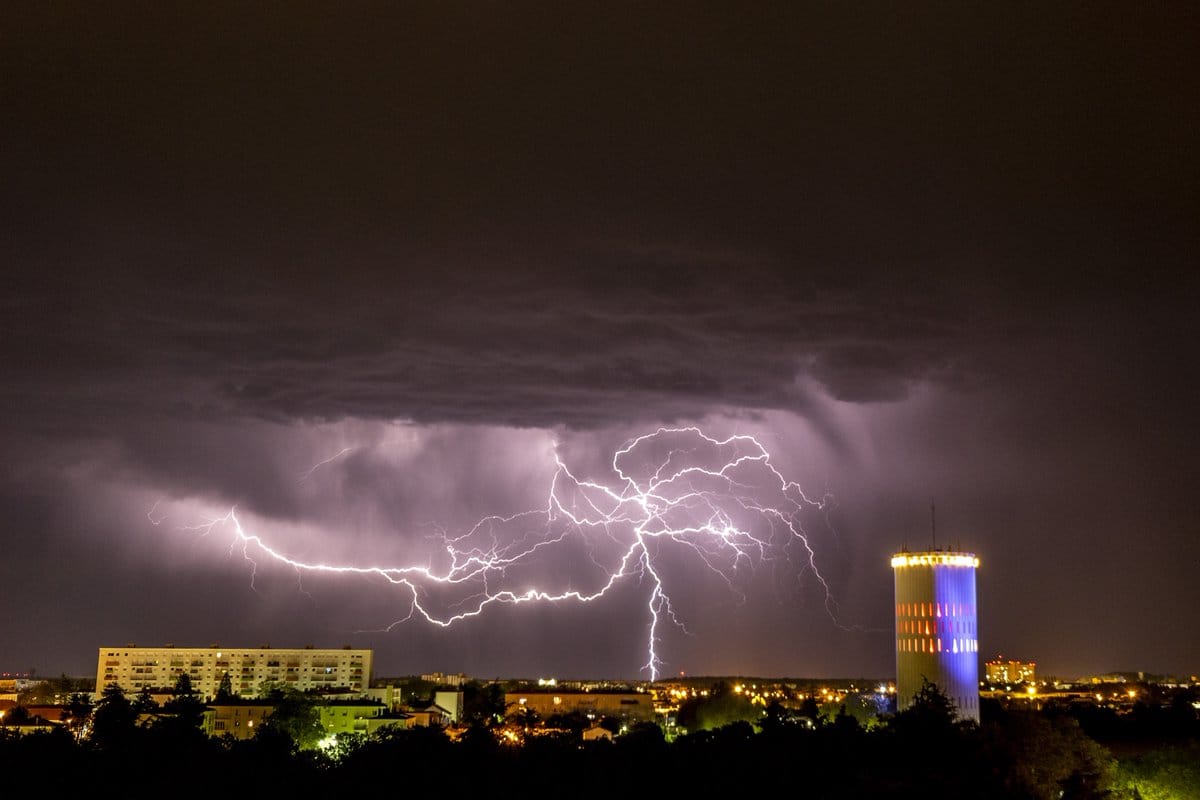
(96, 645), (372, 699)
(892, 550), (981, 722)
(203, 702), (275, 740)
(985, 658), (1036, 685)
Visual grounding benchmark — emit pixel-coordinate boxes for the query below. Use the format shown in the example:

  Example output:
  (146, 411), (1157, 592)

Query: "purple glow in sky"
(2, 4), (1197, 680)
(160, 427), (838, 680)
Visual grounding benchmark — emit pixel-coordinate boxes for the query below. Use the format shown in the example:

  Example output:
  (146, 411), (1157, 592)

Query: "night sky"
(3, 4), (1197, 682)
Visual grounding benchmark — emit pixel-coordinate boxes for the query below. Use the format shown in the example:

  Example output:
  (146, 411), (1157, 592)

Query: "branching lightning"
(173, 427), (836, 679)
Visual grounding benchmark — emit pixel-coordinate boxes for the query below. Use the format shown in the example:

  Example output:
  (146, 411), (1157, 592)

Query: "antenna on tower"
(931, 499), (936, 550)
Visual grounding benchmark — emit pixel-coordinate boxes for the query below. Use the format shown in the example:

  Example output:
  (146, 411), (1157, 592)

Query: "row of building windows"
(897, 618), (976, 636)
(894, 602), (973, 619)
(896, 637), (979, 654)
(103, 651), (365, 662)
(104, 666), (360, 674)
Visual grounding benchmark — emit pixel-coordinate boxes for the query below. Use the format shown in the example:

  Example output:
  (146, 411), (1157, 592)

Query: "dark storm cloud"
(4, 3), (1195, 435)
(3, 243), (978, 440)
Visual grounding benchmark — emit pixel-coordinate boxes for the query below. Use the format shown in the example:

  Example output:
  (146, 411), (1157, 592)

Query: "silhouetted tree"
(90, 684), (137, 749)
(2, 705), (32, 726)
(832, 703), (862, 734)
(163, 672), (205, 730)
(215, 672), (235, 702)
(257, 688), (323, 750)
(615, 720), (667, 754)
(979, 708), (1115, 800)
(798, 693), (823, 727)
(62, 692), (94, 735)
(462, 681), (507, 725)
(888, 677), (962, 738)
(132, 686), (158, 715)
(759, 699), (793, 734)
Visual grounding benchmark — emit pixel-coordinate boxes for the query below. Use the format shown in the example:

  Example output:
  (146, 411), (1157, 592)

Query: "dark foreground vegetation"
(1, 680), (1196, 799)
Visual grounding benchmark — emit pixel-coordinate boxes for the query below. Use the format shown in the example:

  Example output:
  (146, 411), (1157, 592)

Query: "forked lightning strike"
(176, 427), (835, 679)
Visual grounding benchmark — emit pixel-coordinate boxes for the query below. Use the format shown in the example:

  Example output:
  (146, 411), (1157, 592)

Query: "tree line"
(1, 677), (1196, 799)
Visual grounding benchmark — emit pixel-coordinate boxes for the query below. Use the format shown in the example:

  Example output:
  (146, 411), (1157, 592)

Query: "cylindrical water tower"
(892, 550), (980, 722)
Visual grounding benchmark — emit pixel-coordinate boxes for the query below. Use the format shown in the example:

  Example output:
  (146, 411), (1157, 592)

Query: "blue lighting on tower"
(892, 551), (981, 722)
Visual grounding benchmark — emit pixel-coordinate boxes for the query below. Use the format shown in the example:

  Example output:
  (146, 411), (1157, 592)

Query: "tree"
(888, 676), (962, 737)
(257, 688), (324, 750)
(62, 692), (94, 736)
(215, 672), (235, 702)
(832, 703), (863, 734)
(462, 681), (507, 726)
(543, 710), (591, 734)
(675, 682), (760, 732)
(163, 672), (205, 730)
(1114, 741), (1200, 800)
(2, 706), (32, 726)
(132, 686), (158, 716)
(615, 720), (667, 755)
(758, 699), (794, 734)
(980, 708), (1116, 800)
(90, 684), (137, 748)
(798, 694), (823, 727)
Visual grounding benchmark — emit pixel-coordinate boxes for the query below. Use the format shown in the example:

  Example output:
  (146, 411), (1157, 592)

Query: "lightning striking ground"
(173, 427), (835, 679)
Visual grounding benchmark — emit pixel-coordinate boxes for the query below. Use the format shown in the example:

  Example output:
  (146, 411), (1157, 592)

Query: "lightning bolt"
(170, 427), (836, 679)
(298, 446), (355, 483)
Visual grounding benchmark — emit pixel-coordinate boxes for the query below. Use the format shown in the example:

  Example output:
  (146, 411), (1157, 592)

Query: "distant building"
(318, 700), (389, 737)
(364, 684), (404, 712)
(892, 550), (981, 722)
(985, 658), (1036, 685)
(96, 645), (372, 699)
(582, 724), (614, 741)
(406, 704), (453, 728)
(505, 691), (655, 722)
(434, 690), (464, 723)
(421, 672), (469, 687)
(203, 701), (274, 740)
